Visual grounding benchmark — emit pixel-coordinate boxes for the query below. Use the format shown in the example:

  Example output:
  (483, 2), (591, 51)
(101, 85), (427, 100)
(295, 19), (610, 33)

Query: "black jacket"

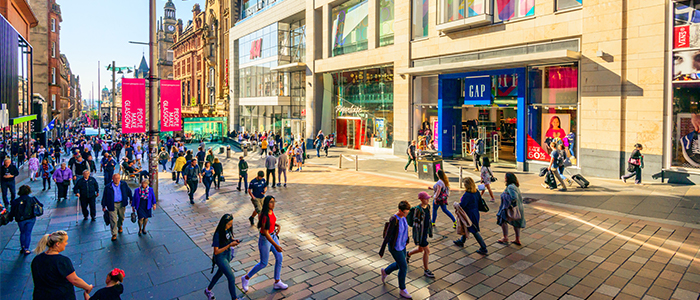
(73, 177), (99, 199)
(10, 195), (42, 222)
(0, 164), (19, 183)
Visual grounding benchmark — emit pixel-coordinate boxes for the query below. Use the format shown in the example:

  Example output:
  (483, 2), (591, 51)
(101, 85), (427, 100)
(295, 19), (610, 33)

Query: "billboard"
(121, 78), (146, 133)
(160, 80), (182, 132)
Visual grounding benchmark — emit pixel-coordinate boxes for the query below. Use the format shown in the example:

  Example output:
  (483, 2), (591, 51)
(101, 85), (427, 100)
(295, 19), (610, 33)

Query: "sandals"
(497, 239), (509, 244)
(512, 240), (522, 246)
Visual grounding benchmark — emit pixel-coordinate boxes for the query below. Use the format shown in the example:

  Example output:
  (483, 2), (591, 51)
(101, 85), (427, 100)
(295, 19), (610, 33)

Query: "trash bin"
(219, 146), (225, 154)
(226, 146), (232, 158)
(417, 151), (443, 182)
(242, 144), (248, 157)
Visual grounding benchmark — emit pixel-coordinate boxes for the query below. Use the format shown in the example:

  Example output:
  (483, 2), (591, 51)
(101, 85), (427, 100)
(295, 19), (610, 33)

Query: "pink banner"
(121, 78), (146, 133)
(160, 80), (182, 132)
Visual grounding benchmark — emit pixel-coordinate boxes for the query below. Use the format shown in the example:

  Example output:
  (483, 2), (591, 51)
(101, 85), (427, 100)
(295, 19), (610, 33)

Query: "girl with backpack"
(480, 157), (496, 202)
(204, 214), (241, 300)
(406, 192), (434, 278)
(429, 170), (456, 228)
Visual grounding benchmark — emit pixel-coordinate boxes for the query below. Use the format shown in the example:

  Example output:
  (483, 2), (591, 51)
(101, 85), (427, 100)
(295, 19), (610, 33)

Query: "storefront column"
(368, 0), (378, 50)
(437, 78), (462, 157)
(516, 69), (527, 171)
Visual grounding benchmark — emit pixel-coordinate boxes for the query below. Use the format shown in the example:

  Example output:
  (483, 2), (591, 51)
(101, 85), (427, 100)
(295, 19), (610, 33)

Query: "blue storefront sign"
(464, 76), (491, 105)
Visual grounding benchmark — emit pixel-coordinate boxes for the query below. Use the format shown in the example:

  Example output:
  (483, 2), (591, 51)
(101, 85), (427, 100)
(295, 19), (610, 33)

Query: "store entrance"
(462, 106), (517, 165)
(336, 118), (366, 150)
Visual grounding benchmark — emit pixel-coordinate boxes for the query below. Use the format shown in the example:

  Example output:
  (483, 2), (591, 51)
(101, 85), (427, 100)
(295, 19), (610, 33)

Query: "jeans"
(214, 173), (221, 189)
(187, 181), (198, 200)
(1, 181), (16, 208)
(175, 171), (181, 183)
(18, 218), (36, 251)
(316, 146), (321, 157)
(104, 171), (114, 186)
(623, 165), (642, 184)
(385, 247), (407, 290)
(278, 168), (287, 185)
(247, 233), (283, 280)
(159, 160), (168, 172)
(404, 157), (416, 171)
(208, 253), (238, 299)
(431, 203), (456, 224)
(238, 173), (248, 191)
(170, 158), (176, 170)
(473, 154), (481, 170)
(266, 169), (276, 186)
(203, 176), (213, 199)
(459, 232), (487, 252)
(80, 196), (97, 218)
(43, 177), (51, 189)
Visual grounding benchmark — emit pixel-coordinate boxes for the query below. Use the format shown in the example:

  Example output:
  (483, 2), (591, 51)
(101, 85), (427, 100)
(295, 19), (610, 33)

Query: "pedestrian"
(622, 143), (644, 185)
(480, 157), (496, 202)
(260, 138), (268, 157)
(247, 171), (267, 226)
(472, 138), (484, 171)
(132, 179), (156, 235)
(294, 144), (303, 171)
(265, 153), (277, 188)
(71, 156), (88, 185)
(32, 230), (94, 300)
(379, 200), (412, 299)
(202, 161), (215, 201)
(314, 131), (323, 157)
(183, 159), (201, 204)
(86, 154), (97, 175)
(196, 147), (206, 169)
(185, 149), (193, 163)
(40, 159), (54, 191)
(28, 154), (40, 181)
(9, 185), (43, 255)
(212, 158), (223, 190)
(404, 140), (417, 172)
(453, 177), (488, 255)
(174, 152), (186, 184)
(158, 147), (169, 172)
(102, 174), (133, 241)
(206, 149), (215, 164)
(241, 195), (288, 292)
(124, 143), (134, 161)
(169, 146), (178, 171)
(277, 150), (288, 187)
(237, 156), (248, 192)
(204, 214), (242, 300)
(406, 192), (434, 278)
(83, 269), (125, 300)
(429, 169), (456, 228)
(73, 170), (99, 221)
(101, 152), (117, 186)
(53, 162), (73, 201)
(547, 141), (567, 191)
(496, 172), (525, 245)
(0, 158), (19, 208)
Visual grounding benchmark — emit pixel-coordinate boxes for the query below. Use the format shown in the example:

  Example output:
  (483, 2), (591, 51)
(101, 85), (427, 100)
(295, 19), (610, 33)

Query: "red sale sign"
(160, 80), (182, 132)
(121, 78), (146, 133)
(675, 26), (690, 48)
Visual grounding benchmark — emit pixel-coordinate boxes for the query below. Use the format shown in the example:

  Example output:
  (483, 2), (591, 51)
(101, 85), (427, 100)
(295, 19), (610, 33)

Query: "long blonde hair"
(463, 177), (477, 193)
(35, 230), (68, 254)
(437, 170), (450, 189)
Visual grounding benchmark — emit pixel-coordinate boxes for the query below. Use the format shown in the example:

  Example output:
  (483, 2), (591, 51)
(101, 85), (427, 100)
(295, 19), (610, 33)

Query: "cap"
(418, 192), (430, 200)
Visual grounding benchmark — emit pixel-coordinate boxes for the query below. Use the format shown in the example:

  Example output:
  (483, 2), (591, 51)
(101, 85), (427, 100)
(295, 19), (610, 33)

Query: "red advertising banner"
(121, 78), (146, 133)
(675, 26), (690, 48)
(160, 80), (182, 132)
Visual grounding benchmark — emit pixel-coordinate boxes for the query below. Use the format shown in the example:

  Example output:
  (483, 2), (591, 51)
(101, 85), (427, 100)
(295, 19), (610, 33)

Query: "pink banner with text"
(121, 78), (146, 133)
(160, 80), (182, 132)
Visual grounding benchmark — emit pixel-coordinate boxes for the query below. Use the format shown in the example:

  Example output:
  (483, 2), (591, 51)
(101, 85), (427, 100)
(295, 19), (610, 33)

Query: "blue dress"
(136, 189), (152, 219)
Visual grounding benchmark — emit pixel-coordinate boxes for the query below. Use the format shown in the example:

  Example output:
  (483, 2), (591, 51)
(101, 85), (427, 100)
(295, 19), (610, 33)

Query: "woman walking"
(28, 154), (40, 181)
(40, 159), (54, 191)
(212, 158), (223, 190)
(132, 180), (156, 235)
(406, 192), (434, 278)
(453, 177), (488, 255)
(429, 170), (456, 228)
(10, 185), (43, 255)
(241, 195), (288, 292)
(158, 147), (169, 172)
(496, 172), (525, 245)
(205, 149), (215, 164)
(480, 157), (496, 202)
(204, 214), (242, 300)
(174, 152), (186, 184)
(379, 200), (412, 299)
(53, 162), (73, 201)
(32, 231), (94, 300)
(621, 143), (644, 185)
(201, 161), (215, 200)
(169, 146), (178, 171)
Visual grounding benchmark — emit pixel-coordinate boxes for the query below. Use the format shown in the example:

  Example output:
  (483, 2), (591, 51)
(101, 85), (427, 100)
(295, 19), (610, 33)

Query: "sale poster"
(160, 80), (182, 132)
(527, 113), (571, 162)
(121, 78), (146, 134)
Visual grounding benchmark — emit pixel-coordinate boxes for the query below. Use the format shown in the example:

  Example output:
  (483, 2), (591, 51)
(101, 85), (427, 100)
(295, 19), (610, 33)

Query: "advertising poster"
(121, 78), (146, 133)
(431, 116), (438, 149)
(160, 80), (182, 132)
(673, 49), (700, 81)
(677, 113), (700, 168)
(527, 113), (572, 162)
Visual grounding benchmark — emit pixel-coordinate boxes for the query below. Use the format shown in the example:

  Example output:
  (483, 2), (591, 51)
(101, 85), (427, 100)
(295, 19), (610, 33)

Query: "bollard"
(355, 155), (358, 171)
(339, 154), (343, 168)
(226, 146), (231, 158)
(459, 166), (463, 188)
(243, 145), (248, 157)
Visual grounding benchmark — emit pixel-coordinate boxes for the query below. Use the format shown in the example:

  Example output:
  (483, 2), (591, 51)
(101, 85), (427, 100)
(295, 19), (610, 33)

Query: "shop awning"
(270, 62), (307, 72)
(11, 115), (36, 126)
(397, 50), (581, 76)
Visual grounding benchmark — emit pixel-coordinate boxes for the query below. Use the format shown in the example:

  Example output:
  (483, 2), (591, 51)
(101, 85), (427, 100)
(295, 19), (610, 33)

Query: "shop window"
(440, 0), (487, 23)
(331, 0), (369, 57)
(412, 0), (429, 39)
(379, 0), (394, 46)
(556, 0), (582, 11)
(527, 64), (578, 164)
(494, 0), (534, 22)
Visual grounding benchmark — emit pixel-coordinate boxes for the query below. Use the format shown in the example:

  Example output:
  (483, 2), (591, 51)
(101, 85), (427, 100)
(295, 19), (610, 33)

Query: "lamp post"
(106, 63), (132, 130)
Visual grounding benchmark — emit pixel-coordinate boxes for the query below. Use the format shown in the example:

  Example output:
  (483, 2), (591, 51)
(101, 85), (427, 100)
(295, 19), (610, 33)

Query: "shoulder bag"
(32, 197), (44, 217)
(478, 195), (489, 212)
(504, 191), (521, 222)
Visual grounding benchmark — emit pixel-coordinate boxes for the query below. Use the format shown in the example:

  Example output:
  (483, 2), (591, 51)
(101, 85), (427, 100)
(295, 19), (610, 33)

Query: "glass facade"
(412, 0), (429, 39)
(238, 23), (278, 66)
(332, 0), (369, 57)
(379, 0), (394, 46)
(240, 0), (284, 22)
(556, 0), (582, 11)
(494, 0), (534, 22)
(440, 0), (486, 24)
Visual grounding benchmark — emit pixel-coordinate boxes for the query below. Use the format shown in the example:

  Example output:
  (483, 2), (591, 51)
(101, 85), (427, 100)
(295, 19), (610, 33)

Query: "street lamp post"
(148, 0), (159, 199)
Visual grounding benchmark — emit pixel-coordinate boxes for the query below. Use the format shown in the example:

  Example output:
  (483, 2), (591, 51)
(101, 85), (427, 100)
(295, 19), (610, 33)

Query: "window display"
(494, 0), (534, 22)
(412, 0), (429, 39)
(331, 0), (369, 57)
(379, 0), (394, 46)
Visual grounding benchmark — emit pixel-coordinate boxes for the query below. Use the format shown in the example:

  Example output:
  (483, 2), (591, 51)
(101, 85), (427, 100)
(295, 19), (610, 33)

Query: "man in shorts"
(248, 171), (267, 226)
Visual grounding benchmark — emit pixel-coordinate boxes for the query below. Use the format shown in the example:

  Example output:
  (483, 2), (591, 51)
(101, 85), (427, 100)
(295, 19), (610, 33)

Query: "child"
(406, 192), (435, 278)
(480, 157), (496, 202)
(84, 268), (125, 300)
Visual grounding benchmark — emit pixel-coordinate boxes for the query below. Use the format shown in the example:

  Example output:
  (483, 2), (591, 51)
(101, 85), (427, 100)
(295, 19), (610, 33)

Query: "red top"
(260, 211), (276, 234)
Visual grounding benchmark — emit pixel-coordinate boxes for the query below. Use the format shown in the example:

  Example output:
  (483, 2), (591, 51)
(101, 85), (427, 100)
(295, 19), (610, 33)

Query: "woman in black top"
(10, 185), (43, 255)
(621, 143), (644, 184)
(212, 158), (223, 189)
(32, 230), (93, 300)
(204, 214), (240, 300)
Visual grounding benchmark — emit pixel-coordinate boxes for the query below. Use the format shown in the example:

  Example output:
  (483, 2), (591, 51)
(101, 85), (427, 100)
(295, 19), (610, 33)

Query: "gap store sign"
(464, 75), (491, 105)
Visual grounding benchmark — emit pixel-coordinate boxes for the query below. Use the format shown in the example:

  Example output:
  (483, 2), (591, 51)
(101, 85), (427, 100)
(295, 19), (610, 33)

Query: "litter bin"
(242, 144), (248, 157)
(219, 146), (225, 154)
(417, 151), (443, 182)
(226, 146), (232, 158)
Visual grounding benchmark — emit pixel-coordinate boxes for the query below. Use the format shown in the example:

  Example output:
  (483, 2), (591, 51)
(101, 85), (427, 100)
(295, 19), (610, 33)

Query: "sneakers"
(249, 216), (255, 226)
(453, 240), (465, 247)
(273, 281), (288, 290)
(431, 223), (435, 227)
(400, 289), (413, 299)
(204, 288), (215, 300)
(381, 268), (387, 283)
(476, 248), (488, 255)
(284, 184), (286, 188)
(453, 222), (456, 229)
(241, 276), (249, 292)
(406, 254), (411, 263)
(621, 176), (627, 183)
(424, 270), (435, 278)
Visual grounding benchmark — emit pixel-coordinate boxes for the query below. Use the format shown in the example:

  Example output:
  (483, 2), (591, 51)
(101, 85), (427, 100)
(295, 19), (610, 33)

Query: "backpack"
(555, 150), (565, 167)
(475, 140), (485, 155)
(382, 215), (397, 239)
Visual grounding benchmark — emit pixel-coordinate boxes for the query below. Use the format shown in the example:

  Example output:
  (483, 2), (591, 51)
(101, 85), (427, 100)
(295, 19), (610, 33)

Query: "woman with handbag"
(9, 185), (43, 255)
(453, 177), (488, 255)
(429, 170), (456, 228)
(621, 143), (644, 185)
(40, 159), (54, 191)
(212, 158), (223, 190)
(53, 162), (73, 201)
(496, 172), (525, 246)
(480, 157), (496, 202)
(131, 179), (156, 235)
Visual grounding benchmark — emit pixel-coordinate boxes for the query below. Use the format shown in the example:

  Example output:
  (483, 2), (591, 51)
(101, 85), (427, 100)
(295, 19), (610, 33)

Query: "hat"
(418, 192), (430, 200)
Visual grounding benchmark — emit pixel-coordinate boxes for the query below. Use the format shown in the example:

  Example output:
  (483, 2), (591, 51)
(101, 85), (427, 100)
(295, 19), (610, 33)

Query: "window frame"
(51, 18), (56, 32)
(555, 0), (582, 12)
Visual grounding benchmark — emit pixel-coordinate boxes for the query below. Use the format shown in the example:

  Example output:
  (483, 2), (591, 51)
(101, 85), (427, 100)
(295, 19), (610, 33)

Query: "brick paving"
(158, 151), (700, 300)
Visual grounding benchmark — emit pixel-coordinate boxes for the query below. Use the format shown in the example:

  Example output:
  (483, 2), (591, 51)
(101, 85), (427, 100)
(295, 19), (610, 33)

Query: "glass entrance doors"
(463, 106), (517, 164)
(336, 118), (366, 149)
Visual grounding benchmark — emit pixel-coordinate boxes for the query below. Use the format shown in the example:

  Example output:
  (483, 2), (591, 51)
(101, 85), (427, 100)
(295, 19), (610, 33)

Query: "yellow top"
(261, 140), (268, 149)
(174, 156), (187, 172)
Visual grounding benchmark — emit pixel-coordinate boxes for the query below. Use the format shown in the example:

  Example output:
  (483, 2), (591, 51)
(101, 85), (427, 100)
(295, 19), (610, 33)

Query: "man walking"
(404, 140), (417, 172)
(265, 154), (277, 188)
(548, 142), (567, 191)
(237, 156), (249, 193)
(73, 170), (99, 221)
(102, 174), (132, 241)
(183, 159), (201, 204)
(278, 150), (288, 187)
(247, 171), (267, 226)
(314, 130), (324, 157)
(0, 158), (18, 208)
(196, 146), (206, 170)
(101, 153), (117, 186)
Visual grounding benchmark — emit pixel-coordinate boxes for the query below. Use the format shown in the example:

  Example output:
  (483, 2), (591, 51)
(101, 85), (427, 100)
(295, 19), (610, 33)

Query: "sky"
(59, 0), (205, 104)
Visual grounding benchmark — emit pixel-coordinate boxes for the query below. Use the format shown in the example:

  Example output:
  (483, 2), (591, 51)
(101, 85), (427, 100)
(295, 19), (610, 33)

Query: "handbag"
(130, 212), (137, 223)
(628, 157), (641, 166)
(478, 195), (489, 212)
(506, 204), (521, 222)
(103, 211), (110, 226)
(627, 164), (636, 173)
(32, 197), (44, 217)
(435, 190), (449, 205)
(219, 175), (225, 182)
